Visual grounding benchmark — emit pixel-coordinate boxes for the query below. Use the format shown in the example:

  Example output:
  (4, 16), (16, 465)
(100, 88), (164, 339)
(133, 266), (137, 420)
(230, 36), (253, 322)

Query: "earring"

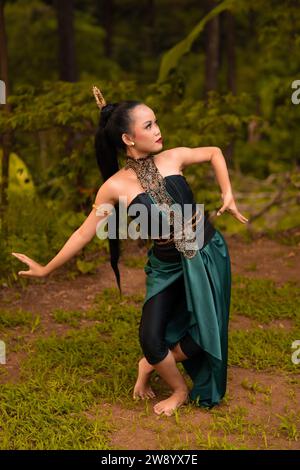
(131, 142), (135, 146)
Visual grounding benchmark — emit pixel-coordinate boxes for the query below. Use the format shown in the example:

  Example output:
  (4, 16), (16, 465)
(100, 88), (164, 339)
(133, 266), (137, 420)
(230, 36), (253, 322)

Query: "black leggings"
(139, 275), (203, 365)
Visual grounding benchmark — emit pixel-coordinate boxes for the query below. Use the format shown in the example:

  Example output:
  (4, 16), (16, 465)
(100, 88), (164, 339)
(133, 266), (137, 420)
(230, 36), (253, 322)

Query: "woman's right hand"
(11, 252), (48, 278)
(217, 191), (249, 224)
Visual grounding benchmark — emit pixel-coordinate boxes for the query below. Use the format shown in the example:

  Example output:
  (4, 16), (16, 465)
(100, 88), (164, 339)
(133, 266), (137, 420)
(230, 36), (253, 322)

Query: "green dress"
(140, 190), (232, 409)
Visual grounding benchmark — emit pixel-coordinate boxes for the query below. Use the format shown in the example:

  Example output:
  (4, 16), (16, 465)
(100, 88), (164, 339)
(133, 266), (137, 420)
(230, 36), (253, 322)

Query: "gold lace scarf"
(124, 154), (198, 259)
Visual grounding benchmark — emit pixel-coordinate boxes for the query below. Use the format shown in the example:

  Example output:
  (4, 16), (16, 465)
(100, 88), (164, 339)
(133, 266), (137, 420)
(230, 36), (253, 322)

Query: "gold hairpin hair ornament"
(92, 85), (106, 110)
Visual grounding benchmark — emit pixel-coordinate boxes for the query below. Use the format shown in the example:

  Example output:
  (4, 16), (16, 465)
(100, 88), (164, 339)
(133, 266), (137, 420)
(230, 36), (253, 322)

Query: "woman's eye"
(146, 120), (158, 129)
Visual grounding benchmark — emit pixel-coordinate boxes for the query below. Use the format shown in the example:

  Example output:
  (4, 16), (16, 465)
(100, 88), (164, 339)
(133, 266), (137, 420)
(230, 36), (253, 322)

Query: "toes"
(135, 389), (156, 400)
(134, 387), (156, 401)
(133, 392), (147, 400)
(154, 405), (163, 415)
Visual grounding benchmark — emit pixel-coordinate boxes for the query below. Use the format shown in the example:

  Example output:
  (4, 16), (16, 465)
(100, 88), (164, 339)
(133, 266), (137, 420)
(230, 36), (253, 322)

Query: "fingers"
(216, 205), (225, 216)
(11, 253), (32, 276)
(233, 211), (248, 224)
(11, 252), (33, 266)
(18, 271), (31, 277)
(11, 252), (27, 262)
(216, 207), (249, 224)
(217, 205), (230, 216)
(239, 213), (249, 224)
(232, 209), (248, 223)
(12, 253), (45, 278)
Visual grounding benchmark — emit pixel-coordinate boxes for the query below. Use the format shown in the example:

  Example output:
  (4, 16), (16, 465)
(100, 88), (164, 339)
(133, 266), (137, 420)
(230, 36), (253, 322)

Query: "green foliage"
(158, 0), (235, 83)
(2, 191), (107, 283)
(75, 258), (98, 275)
(5, 0), (121, 89)
(1, 0), (300, 287)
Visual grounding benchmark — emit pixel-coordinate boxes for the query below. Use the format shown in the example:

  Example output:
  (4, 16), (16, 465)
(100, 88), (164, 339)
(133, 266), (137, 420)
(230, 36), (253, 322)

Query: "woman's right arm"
(11, 179), (119, 278)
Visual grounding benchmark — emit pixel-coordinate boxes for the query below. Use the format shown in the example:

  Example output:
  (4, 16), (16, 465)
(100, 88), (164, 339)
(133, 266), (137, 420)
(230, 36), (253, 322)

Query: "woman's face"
(123, 104), (163, 155)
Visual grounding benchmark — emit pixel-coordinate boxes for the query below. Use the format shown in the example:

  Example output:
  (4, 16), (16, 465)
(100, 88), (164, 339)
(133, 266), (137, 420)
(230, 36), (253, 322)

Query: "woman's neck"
(125, 153), (153, 161)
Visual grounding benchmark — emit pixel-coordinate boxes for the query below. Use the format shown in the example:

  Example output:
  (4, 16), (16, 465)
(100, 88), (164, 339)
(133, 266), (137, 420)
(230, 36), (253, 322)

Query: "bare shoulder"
(152, 148), (185, 174)
(168, 146), (220, 169)
(94, 175), (120, 207)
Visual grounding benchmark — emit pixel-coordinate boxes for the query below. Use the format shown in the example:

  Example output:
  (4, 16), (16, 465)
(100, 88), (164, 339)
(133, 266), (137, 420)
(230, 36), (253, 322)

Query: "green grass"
(0, 288), (150, 449)
(0, 380), (113, 449)
(210, 405), (255, 435)
(241, 378), (272, 395)
(231, 274), (300, 324)
(52, 308), (84, 327)
(0, 278), (299, 449)
(276, 410), (299, 441)
(229, 274), (300, 371)
(0, 308), (35, 329)
(123, 254), (148, 268)
(229, 327), (300, 371)
(194, 430), (249, 450)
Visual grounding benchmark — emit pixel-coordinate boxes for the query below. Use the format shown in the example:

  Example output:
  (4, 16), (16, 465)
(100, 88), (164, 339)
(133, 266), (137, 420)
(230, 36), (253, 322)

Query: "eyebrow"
(143, 118), (157, 124)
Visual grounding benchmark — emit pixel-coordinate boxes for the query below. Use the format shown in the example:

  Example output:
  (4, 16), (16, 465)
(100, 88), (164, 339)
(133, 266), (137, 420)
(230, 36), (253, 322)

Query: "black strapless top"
(127, 174), (216, 262)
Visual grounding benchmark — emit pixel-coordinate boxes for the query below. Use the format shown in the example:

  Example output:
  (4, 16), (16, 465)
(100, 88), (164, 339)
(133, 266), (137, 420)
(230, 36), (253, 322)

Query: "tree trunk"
(224, 10), (236, 95)
(54, 0), (77, 82)
(0, 0), (13, 236)
(144, 0), (155, 57)
(203, 0), (220, 99)
(223, 10), (237, 167)
(102, 0), (114, 58)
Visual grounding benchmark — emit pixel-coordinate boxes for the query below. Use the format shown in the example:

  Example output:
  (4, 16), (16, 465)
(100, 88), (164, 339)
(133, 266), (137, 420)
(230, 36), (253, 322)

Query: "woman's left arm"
(174, 146), (248, 224)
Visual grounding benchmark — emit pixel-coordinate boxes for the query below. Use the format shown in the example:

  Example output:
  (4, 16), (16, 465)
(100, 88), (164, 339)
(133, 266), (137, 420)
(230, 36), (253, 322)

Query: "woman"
(11, 86), (248, 417)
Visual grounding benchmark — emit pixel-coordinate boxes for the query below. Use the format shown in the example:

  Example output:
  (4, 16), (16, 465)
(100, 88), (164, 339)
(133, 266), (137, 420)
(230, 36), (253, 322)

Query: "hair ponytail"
(94, 100), (142, 298)
(95, 111), (122, 298)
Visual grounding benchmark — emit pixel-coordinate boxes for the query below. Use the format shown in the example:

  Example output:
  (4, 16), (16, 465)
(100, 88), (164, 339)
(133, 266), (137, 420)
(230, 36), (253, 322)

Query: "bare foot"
(133, 357), (156, 400)
(153, 388), (189, 416)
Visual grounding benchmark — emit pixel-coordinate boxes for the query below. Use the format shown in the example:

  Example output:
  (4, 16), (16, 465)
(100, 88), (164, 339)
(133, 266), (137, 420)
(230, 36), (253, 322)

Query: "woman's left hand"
(217, 191), (248, 224)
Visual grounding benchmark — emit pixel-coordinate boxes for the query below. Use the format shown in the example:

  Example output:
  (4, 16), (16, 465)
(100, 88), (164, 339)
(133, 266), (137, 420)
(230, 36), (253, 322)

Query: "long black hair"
(94, 100), (142, 298)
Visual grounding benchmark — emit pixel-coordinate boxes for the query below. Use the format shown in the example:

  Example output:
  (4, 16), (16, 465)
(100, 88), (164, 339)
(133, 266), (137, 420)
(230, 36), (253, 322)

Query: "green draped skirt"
(143, 228), (231, 409)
